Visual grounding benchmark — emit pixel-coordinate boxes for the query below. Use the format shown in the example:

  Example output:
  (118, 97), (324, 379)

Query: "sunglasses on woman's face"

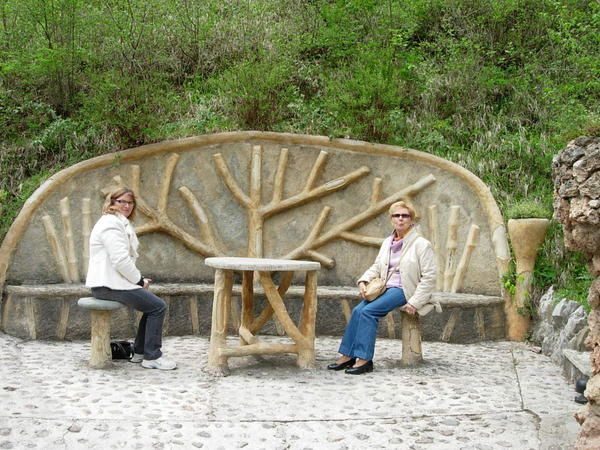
(391, 213), (411, 219)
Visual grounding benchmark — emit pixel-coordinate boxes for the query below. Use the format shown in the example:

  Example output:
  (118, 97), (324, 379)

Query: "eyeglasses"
(115, 199), (135, 206)
(391, 213), (411, 219)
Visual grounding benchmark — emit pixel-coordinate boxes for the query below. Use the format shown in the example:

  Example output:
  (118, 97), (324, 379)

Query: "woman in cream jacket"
(327, 200), (437, 375)
(86, 187), (176, 370)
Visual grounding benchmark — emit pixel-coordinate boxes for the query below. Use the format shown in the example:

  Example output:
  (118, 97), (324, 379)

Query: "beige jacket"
(85, 213), (142, 290)
(357, 227), (440, 315)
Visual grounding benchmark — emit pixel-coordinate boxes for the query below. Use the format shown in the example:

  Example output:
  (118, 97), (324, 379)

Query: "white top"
(85, 213), (142, 290)
(358, 226), (438, 316)
(205, 257), (320, 272)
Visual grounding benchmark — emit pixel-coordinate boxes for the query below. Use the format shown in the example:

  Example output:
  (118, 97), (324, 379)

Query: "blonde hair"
(102, 187), (137, 221)
(388, 200), (418, 221)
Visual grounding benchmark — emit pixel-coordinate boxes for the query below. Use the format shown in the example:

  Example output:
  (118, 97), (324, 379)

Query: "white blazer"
(85, 213), (142, 290)
(357, 226), (440, 315)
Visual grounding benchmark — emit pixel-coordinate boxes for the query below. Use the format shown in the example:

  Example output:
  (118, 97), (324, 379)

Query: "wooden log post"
(59, 197), (79, 283)
(82, 198), (92, 276)
(90, 310), (113, 369)
(42, 215), (71, 283)
(401, 312), (423, 366)
(188, 295), (200, 335)
(443, 206), (460, 291)
(451, 224), (480, 293)
(428, 205), (444, 290)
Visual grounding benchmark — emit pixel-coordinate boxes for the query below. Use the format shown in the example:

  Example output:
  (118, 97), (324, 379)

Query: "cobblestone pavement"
(0, 333), (579, 449)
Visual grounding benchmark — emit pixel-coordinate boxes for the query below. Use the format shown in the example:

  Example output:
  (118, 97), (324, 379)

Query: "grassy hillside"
(1, 0), (598, 308)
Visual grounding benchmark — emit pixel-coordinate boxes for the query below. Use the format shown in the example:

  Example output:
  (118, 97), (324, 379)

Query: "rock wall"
(552, 136), (600, 449)
(531, 287), (588, 381)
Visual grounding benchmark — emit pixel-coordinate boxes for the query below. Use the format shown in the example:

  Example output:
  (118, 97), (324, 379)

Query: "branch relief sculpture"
(39, 144), (490, 344)
(41, 144), (489, 292)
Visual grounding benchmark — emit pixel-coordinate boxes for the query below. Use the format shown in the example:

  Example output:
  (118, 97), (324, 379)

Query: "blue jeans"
(338, 287), (407, 361)
(91, 286), (166, 360)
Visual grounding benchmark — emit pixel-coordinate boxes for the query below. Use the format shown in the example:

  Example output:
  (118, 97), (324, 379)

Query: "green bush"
(79, 72), (184, 147)
(206, 56), (298, 130)
(318, 46), (414, 142)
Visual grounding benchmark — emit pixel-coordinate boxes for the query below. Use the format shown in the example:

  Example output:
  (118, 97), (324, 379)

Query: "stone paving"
(0, 333), (580, 449)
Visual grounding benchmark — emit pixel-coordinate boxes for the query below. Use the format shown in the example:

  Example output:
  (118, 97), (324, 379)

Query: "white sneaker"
(141, 356), (177, 370)
(130, 353), (144, 363)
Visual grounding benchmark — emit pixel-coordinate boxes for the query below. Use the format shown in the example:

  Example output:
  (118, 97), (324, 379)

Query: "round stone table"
(204, 257), (321, 376)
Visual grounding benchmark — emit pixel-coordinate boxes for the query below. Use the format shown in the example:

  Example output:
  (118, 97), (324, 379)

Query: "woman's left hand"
(358, 281), (367, 300)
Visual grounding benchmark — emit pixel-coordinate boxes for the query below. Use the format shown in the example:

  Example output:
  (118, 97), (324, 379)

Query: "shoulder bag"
(363, 237), (416, 302)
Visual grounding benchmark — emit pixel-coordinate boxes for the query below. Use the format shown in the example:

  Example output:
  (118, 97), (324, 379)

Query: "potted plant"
(505, 200), (552, 340)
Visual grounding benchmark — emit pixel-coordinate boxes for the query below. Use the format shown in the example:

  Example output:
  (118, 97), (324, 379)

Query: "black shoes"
(327, 358), (374, 374)
(327, 358), (356, 371)
(345, 360), (374, 375)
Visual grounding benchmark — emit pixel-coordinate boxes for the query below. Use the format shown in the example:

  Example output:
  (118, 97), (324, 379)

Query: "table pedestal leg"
(207, 268), (233, 376)
(240, 271), (255, 345)
(297, 270), (318, 369)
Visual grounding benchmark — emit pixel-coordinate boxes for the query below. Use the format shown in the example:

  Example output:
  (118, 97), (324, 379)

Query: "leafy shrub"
(319, 46), (415, 141)
(79, 72), (184, 147)
(206, 56), (298, 130)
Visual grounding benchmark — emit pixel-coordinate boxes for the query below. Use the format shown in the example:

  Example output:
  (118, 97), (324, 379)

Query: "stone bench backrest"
(1, 132), (508, 297)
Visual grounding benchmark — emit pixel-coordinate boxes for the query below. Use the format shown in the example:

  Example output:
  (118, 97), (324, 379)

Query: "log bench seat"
(3, 284), (504, 368)
(77, 297), (126, 368)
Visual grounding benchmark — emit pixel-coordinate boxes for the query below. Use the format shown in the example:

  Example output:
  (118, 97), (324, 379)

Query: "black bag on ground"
(110, 340), (134, 359)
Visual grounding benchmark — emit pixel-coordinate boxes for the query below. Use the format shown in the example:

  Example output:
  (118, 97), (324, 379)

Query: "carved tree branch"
(284, 174), (436, 264)
(130, 165), (140, 193)
(261, 166), (370, 218)
(271, 148), (288, 204)
(339, 232), (384, 247)
(158, 154), (180, 212)
(370, 177), (382, 205)
(212, 153), (251, 207)
(213, 146), (371, 258)
(250, 145), (262, 206)
(134, 223), (161, 235)
(304, 150), (328, 192)
(82, 198), (92, 276)
(178, 186), (222, 254)
(105, 156), (220, 258)
(98, 148), (433, 267)
(59, 197), (79, 282)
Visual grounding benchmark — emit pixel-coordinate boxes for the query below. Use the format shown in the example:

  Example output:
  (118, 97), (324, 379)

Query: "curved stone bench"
(4, 284), (504, 345)
(77, 297), (126, 368)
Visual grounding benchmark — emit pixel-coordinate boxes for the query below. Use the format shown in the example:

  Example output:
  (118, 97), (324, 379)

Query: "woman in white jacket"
(86, 187), (176, 370)
(327, 201), (437, 375)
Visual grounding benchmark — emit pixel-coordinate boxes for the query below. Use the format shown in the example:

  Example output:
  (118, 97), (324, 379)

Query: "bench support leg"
(401, 312), (423, 367)
(90, 310), (112, 369)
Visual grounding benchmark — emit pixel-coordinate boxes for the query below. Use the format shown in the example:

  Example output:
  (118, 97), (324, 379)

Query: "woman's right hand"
(143, 277), (152, 289)
(358, 281), (367, 300)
